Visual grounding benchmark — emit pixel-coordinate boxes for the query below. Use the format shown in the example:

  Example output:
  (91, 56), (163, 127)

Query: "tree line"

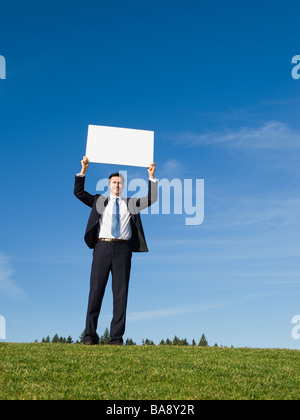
(37, 329), (219, 347)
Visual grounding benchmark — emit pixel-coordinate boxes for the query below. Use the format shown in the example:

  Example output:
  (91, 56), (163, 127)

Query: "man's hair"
(109, 172), (125, 183)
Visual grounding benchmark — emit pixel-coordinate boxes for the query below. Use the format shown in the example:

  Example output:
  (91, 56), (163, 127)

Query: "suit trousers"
(83, 240), (132, 344)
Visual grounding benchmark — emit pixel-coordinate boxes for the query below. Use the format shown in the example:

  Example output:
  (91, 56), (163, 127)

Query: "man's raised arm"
(77, 156), (90, 177)
(129, 163), (158, 213)
(74, 156), (95, 208)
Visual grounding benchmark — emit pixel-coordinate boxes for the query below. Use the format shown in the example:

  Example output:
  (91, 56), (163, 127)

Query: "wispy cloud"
(0, 252), (26, 300)
(207, 195), (300, 229)
(99, 304), (224, 323)
(177, 121), (300, 150)
(126, 305), (218, 321)
(98, 294), (270, 324)
(162, 158), (183, 175)
(126, 294), (270, 322)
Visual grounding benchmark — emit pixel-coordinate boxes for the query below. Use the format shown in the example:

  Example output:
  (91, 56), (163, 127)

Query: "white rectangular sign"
(86, 124), (154, 167)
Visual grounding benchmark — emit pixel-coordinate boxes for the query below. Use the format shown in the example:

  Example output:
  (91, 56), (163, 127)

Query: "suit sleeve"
(74, 175), (95, 208)
(136, 179), (158, 211)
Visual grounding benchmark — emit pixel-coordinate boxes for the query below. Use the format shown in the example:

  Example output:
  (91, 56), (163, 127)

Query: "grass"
(0, 343), (300, 400)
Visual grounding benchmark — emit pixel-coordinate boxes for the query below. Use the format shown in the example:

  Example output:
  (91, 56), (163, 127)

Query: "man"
(74, 156), (158, 345)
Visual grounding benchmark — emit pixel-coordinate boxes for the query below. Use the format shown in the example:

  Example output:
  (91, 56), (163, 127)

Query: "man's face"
(109, 176), (124, 197)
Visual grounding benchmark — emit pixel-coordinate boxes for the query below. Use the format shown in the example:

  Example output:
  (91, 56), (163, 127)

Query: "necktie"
(111, 198), (120, 238)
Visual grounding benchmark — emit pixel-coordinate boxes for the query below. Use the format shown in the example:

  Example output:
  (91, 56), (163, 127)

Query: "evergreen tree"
(38, 331), (220, 346)
(144, 338), (155, 345)
(180, 338), (189, 346)
(125, 338), (136, 345)
(78, 330), (86, 344)
(172, 335), (180, 345)
(198, 334), (208, 347)
(99, 328), (110, 345)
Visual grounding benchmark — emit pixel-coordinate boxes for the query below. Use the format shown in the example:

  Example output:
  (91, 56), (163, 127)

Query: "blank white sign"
(86, 125), (154, 167)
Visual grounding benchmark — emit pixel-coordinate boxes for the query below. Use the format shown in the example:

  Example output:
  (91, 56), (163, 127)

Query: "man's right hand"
(77, 156), (90, 176)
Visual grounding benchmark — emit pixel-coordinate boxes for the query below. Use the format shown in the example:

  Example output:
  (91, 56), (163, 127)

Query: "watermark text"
(95, 173), (204, 226)
(0, 55), (6, 80)
(0, 315), (6, 340)
(291, 315), (300, 340)
(291, 55), (300, 80)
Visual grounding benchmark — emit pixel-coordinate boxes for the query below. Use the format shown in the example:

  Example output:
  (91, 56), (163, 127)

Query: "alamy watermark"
(291, 315), (300, 340)
(0, 315), (6, 340)
(96, 172), (204, 226)
(0, 55), (6, 80)
(291, 55), (300, 80)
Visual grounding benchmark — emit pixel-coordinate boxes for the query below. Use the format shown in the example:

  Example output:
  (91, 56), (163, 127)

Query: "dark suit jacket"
(74, 175), (158, 252)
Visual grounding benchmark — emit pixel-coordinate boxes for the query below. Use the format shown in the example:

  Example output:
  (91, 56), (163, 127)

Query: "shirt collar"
(109, 194), (122, 201)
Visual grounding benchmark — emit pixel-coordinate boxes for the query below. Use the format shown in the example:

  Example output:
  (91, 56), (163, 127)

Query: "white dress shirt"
(98, 195), (132, 240)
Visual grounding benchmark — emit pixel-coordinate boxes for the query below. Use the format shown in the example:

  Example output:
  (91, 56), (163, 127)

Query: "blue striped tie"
(111, 198), (120, 238)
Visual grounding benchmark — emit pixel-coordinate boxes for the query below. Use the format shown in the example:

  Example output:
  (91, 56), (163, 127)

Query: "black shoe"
(83, 340), (95, 346)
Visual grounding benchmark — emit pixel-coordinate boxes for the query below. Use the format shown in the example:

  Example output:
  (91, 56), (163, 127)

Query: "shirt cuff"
(76, 173), (86, 177)
(149, 178), (157, 183)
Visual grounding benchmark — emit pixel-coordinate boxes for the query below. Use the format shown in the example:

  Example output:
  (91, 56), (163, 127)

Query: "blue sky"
(1, 0), (300, 348)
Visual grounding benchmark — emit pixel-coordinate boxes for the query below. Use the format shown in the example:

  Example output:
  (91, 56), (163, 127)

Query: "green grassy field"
(0, 343), (299, 400)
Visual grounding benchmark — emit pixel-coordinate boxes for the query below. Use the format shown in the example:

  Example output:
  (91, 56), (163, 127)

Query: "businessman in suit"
(74, 157), (158, 345)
